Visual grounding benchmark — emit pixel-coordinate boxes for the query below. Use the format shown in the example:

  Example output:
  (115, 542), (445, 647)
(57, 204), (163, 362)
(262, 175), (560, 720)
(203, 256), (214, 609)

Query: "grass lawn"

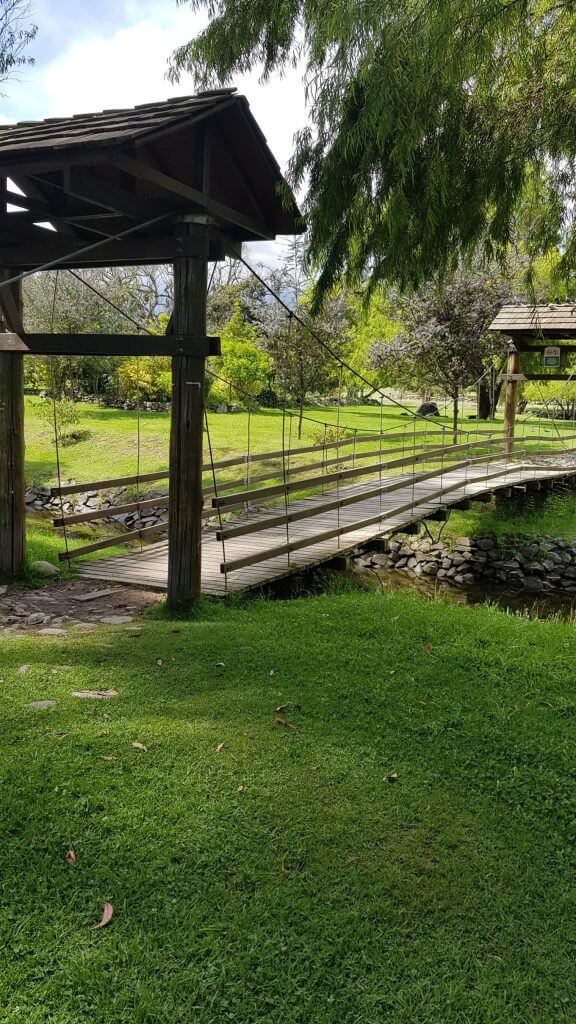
(1, 584), (576, 1021)
(24, 396), (574, 488)
(446, 488), (576, 544)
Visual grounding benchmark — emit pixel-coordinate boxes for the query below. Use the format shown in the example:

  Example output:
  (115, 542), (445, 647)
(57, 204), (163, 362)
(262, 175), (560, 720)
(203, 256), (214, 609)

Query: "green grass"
(25, 395), (574, 488)
(446, 489), (576, 544)
(1, 585), (576, 1021)
(2, 518), (130, 588)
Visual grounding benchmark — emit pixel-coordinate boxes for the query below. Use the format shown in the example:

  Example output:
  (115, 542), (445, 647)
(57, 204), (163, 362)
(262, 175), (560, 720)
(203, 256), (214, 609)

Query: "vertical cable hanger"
(335, 362), (343, 539)
(204, 403), (227, 592)
(282, 313), (293, 567)
(49, 271), (71, 565)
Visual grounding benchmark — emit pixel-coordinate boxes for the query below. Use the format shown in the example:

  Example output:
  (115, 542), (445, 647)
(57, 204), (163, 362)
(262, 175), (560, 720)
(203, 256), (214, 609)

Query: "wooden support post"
(503, 341), (520, 454)
(0, 269), (25, 576)
(167, 216), (210, 605)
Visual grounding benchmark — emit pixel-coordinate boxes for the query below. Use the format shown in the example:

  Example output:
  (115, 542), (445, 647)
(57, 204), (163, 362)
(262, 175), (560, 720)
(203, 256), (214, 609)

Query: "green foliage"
(345, 290), (401, 387)
(34, 397), (82, 447)
(171, 1), (576, 305)
(371, 266), (514, 396)
(210, 303), (271, 404)
(524, 377), (576, 417)
(0, 0), (36, 87)
(117, 357), (172, 404)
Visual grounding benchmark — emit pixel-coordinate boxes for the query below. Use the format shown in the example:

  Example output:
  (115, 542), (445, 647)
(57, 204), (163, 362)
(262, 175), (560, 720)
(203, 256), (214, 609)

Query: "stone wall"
(358, 534), (576, 592)
(25, 485), (168, 533)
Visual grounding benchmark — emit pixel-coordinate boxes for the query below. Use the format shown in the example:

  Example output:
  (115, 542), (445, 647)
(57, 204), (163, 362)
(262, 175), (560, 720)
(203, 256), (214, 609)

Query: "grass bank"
(1, 585), (575, 1021)
(446, 488), (576, 544)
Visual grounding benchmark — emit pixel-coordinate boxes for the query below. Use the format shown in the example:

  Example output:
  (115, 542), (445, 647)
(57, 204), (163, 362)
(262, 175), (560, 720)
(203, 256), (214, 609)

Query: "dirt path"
(0, 580), (162, 636)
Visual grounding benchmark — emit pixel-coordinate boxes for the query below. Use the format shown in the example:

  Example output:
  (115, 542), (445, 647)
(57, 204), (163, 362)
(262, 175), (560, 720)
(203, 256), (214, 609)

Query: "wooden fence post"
(167, 217), (210, 605)
(0, 269), (25, 576)
(503, 340), (519, 455)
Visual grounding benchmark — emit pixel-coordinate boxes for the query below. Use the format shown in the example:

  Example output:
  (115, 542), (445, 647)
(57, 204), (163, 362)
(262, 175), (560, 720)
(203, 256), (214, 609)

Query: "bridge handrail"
(219, 459), (535, 574)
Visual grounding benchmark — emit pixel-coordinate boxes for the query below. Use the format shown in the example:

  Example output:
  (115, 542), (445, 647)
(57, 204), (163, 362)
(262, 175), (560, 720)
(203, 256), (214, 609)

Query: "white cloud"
(11, 6), (307, 177)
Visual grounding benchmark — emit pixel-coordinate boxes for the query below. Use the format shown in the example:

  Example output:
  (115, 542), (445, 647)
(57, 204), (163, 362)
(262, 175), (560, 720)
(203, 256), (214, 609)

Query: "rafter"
(113, 153), (274, 239)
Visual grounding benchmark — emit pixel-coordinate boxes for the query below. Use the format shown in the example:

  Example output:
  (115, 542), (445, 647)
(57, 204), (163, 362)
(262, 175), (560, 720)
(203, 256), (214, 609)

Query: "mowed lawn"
(1, 586), (576, 1022)
(23, 396), (571, 488)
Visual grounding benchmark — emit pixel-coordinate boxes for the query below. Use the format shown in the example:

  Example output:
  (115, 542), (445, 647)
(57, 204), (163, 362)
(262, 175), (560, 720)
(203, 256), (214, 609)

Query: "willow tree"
(170, 1), (576, 305)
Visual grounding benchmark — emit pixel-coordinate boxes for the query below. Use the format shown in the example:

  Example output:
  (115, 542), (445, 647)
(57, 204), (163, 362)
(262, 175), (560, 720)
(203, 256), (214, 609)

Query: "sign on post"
(542, 346), (561, 368)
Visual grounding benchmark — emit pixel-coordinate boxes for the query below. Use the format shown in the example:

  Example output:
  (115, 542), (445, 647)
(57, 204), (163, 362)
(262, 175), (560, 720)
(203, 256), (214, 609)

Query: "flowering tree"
(370, 269), (514, 441)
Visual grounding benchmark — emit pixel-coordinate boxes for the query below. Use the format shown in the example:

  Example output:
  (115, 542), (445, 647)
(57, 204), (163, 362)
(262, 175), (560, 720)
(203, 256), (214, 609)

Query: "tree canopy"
(171, 1), (576, 305)
(0, 0), (36, 89)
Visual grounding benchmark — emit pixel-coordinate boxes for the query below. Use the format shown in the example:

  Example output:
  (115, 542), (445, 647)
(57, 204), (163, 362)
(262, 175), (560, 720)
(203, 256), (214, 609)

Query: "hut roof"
(488, 304), (576, 338)
(0, 89), (302, 268)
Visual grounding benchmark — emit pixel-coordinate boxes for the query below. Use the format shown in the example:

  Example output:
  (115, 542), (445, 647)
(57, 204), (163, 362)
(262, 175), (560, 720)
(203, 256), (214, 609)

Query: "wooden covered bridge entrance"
(0, 90), (302, 605)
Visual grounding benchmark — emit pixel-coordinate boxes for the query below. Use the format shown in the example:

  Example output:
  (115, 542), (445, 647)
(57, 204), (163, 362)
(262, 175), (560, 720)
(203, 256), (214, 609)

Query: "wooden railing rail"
(219, 459), (534, 574)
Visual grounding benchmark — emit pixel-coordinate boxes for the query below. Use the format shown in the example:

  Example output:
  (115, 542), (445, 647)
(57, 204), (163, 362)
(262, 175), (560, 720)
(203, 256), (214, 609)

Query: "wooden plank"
(54, 493), (169, 527)
(0, 233), (227, 269)
(0, 332), (221, 357)
(59, 522), (168, 561)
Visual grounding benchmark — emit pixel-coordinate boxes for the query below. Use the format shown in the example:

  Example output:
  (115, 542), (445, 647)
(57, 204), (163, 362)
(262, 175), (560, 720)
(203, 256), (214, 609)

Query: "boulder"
(414, 401), (440, 417)
(30, 560), (59, 577)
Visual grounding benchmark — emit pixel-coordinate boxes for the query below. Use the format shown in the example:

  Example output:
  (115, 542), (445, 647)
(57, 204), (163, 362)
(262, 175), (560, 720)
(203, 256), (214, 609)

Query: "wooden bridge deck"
(76, 460), (574, 594)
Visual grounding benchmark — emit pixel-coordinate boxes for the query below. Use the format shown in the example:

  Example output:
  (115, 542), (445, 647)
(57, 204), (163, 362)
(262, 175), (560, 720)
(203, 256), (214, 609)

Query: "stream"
(351, 562), (576, 622)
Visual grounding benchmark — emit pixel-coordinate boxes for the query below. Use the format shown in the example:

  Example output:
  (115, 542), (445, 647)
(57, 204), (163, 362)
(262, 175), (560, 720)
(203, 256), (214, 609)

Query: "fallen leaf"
(101, 755), (116, 762)
(215, 742), (225, 753)
(156, 659), (163, 667)
(216, 661), (225, 669)
(97, 730), (109, 737)
(131, 741), (148, 752)
(347, 856), (359, 863)
(269, 669), (275, 677)
(65, 848), (76, 867)
(56, 732), (68, 740)
(386, 772), (399, 783)
(275, 703), (292, 713)
(275, 717), (296, 730)
(237, 784), (245, 792)
(422, 646), (433, 655)
(17, 665), (30, 675)
(72, 690), (118, 700)
(391, 615), (400, 621)
(92, 902), (113, 930)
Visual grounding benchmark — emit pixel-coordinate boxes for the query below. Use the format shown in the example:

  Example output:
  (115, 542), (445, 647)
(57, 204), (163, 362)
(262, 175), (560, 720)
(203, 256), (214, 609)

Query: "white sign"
(543, 346), (561, 368)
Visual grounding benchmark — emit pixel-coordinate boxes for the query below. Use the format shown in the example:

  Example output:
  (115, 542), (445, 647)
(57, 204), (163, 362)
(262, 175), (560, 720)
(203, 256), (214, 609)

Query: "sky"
(1, 0), (308, 264)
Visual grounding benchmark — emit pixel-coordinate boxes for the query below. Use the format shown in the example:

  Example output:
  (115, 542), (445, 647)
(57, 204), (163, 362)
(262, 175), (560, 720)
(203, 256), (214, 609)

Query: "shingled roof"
(489, 304), (576, 338)
(0, 91), (238, 156)
(0, 90), (302, 268)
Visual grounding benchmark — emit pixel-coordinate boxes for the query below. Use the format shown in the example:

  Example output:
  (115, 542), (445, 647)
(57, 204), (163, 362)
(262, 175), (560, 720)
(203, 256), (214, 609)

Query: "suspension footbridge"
(49, 426), (576, 594)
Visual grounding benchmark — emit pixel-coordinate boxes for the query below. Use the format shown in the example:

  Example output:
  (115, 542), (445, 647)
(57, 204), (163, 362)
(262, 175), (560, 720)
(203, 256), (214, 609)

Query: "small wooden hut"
(0, 89), (302, 603)
(488, 303), (576, 451)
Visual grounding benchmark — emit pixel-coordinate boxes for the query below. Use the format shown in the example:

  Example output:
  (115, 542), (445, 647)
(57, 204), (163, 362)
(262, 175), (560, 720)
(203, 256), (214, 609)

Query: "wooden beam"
(168, 216), (210, 605)
(0, 267), (25, 575)
(0, 332), (221, 357)
(113, 153), (275, 240)
(0, 232), (226, 268)
(503, 343), (519, 454)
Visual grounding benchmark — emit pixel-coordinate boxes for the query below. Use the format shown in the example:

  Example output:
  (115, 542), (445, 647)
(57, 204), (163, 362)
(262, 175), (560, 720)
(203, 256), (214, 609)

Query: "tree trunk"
(477, 380), (491, 420)
(298, 396), (304, 438)
(452, 388), (459, 445)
